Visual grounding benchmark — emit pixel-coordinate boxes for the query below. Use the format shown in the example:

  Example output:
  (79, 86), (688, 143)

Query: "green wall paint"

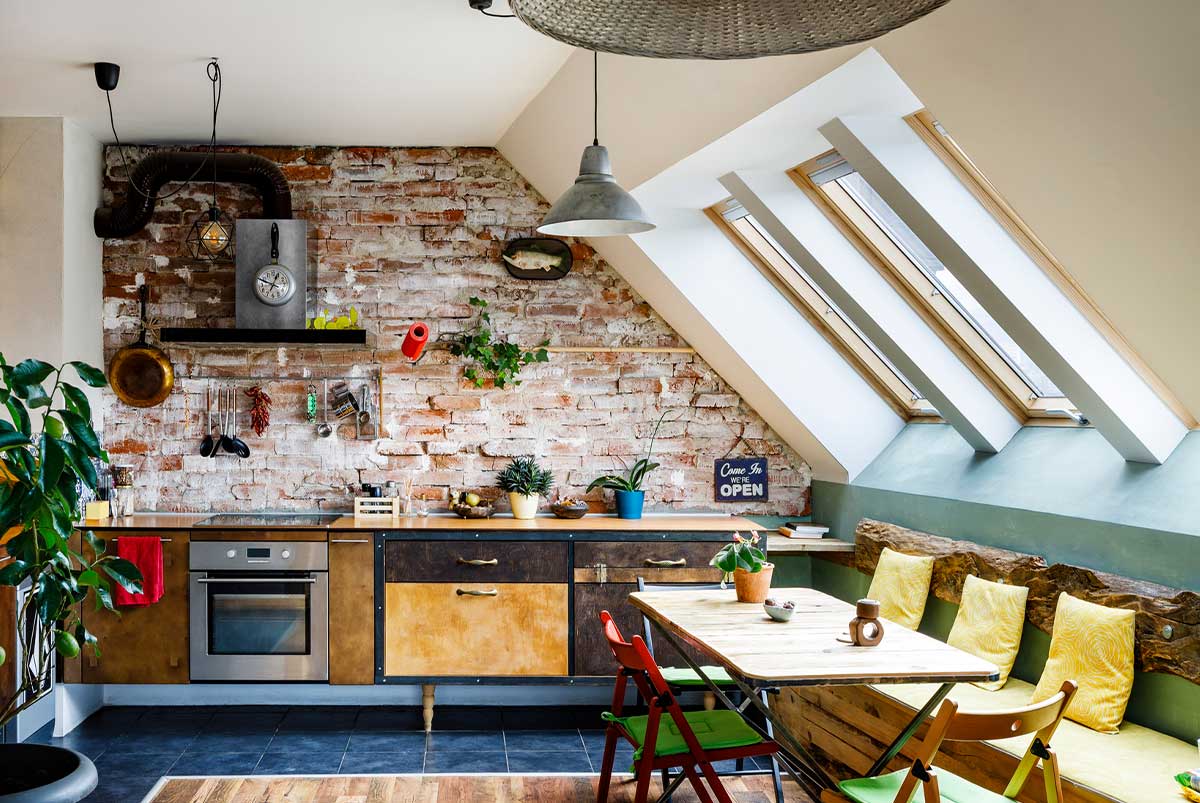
(808, 423), (1200, 742)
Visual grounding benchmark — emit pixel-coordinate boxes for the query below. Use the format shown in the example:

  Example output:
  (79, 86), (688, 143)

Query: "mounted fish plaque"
(714, 457), (769, 502)
(502, 237), (573, 280)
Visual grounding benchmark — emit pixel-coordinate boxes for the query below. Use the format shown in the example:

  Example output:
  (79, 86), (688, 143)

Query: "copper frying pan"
(109, 285), (174, 408)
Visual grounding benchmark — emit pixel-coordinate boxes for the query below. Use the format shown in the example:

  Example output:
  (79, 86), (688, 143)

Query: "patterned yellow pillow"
(1031, 593), (1135, 733)
(865, 547), (934, 630)
(946, 575), (1028, 690)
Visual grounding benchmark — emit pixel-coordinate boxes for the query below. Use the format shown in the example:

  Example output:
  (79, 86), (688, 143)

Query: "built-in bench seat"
(775, 518), (1198, 803)
(877, 679), (1195, 803)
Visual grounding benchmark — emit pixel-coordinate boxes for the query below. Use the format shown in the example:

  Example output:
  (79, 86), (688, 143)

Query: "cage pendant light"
(538, 52), (654, 237)
(184, 59), (235, 261)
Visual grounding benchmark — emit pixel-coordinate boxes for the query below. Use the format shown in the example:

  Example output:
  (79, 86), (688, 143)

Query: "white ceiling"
(0, 0), (571, 146)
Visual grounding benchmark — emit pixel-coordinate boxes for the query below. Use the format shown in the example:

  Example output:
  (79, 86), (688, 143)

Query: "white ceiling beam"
(618, 205), (905, 482)
(721, 169), (1020, 453)
(822, 115), (1188, 464)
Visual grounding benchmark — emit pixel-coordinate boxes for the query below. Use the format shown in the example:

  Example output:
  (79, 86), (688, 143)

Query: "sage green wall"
(807, 423), (1200, 742)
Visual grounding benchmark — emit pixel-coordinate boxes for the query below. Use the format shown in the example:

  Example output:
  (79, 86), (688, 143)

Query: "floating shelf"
(159, 327), (367, 346)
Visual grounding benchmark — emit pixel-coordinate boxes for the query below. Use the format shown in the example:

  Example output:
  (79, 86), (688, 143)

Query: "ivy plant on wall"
(449, 297), (549, 389)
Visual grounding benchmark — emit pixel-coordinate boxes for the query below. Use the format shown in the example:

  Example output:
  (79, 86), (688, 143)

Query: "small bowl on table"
(550, 500), (589, 520)
(763, 598), (795, 622)
(450, 502), (495, 519)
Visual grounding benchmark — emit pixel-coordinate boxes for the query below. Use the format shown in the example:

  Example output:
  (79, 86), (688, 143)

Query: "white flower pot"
(508, 492), (540, 520)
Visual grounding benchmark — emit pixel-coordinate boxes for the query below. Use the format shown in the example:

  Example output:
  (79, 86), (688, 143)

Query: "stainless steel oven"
(189, 541), (328, 682)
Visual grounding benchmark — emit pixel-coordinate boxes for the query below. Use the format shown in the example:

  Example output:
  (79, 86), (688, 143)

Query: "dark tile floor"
(28, 705), (777, 803)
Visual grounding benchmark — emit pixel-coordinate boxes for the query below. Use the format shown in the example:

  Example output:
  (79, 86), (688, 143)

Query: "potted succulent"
(495, 455), (553, 520)
(0, 355), (144, 803)
(710, 533), (774, 603)
(586, 411), (672, 520)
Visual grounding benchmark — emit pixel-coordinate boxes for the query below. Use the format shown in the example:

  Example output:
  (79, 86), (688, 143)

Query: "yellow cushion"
(1030, 593), (1134, 734)
(865, 546), (933, 630)
(946, 575), (1027, 691)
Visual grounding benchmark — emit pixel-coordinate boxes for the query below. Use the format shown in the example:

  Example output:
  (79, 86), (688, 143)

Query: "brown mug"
(847, 598), (884, 647)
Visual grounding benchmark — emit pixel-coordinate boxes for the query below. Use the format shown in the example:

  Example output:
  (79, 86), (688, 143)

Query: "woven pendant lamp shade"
(510, 0), (951, 60)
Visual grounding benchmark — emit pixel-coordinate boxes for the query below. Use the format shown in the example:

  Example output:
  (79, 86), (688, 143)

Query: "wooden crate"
(353, 497), (401, 521)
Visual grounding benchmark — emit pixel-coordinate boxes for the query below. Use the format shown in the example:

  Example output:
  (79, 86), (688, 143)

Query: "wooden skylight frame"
(705, 200), (938, 421)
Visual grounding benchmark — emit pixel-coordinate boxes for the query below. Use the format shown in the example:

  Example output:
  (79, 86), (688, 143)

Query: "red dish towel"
(114, 535), (164, 607)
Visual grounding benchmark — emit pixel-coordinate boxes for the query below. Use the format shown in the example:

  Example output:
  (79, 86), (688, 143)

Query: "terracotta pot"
(508, 492), (540, 520)
(733, 563), (774, 603)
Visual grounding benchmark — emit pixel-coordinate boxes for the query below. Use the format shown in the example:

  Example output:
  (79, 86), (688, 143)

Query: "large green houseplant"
(0, 355), (143, 801)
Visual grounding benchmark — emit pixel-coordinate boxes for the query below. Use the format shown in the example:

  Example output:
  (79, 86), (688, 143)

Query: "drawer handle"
(644, 558), (687, 567)
(456, 558), (499, 566)
(456, 588), (499, 597)
(332, 539), (370, 544)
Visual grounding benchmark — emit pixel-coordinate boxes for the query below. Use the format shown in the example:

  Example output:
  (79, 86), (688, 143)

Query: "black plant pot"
(0, 744), (98, 802)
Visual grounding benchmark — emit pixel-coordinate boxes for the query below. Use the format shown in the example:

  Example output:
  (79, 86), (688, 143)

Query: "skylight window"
(708, 199), (936, 419)
(794, 152), (1074, 418)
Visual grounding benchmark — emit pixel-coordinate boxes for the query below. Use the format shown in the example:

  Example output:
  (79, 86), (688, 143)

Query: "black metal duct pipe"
(94, 151), (293, 238)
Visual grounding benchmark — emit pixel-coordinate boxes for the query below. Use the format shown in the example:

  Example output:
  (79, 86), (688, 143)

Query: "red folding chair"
(596, 610), (781, 803)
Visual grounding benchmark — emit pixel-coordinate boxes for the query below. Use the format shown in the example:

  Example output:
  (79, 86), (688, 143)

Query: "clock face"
(254, 266), (295, 306)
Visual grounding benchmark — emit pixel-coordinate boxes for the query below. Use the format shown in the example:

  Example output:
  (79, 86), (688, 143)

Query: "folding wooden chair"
(636, 579), (784, 803)
(822, 680), (1077, 803)
(596, 610), (782, 803)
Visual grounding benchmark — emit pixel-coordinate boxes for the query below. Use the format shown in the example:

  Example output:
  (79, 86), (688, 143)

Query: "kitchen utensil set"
(199, 383), (251, 458)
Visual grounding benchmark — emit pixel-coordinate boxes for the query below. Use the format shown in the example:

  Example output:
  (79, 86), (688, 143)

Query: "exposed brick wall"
(100, 145), (811, 515)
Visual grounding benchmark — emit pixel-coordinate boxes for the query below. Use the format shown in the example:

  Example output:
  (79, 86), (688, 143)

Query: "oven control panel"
(190, 541), (327, 572)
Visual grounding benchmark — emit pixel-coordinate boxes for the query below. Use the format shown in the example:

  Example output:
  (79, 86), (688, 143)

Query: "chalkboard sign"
(714, 458), (769, 502)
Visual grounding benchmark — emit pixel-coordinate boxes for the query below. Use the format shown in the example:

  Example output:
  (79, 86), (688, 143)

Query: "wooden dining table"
(628, 587), (999, 802)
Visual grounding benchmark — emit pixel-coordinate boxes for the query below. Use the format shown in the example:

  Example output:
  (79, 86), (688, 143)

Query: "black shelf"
(159, 327), (367, 346)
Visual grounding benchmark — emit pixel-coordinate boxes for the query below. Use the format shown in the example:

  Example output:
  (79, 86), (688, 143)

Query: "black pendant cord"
(106, 58), (221, 201)
(478, 8), (514, 16)
(593, 50), (599, 146)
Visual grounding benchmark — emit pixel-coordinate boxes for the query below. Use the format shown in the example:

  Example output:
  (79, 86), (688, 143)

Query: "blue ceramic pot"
(614, 490), (645, 519)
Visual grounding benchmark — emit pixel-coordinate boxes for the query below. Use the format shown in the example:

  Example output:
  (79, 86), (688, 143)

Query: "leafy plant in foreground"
(0, 355), (143, 728)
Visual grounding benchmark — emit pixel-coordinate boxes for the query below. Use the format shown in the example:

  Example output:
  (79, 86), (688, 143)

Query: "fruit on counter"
(464, 492), (482, 507)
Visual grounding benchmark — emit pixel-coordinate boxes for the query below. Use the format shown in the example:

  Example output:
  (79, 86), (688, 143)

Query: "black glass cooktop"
(194, 513), (341, 527)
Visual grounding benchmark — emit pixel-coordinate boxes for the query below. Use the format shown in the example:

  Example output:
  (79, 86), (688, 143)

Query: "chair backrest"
(896, 680), (1077, 803)
(599, 609), (649, 673)
(636, 578), (726, 658)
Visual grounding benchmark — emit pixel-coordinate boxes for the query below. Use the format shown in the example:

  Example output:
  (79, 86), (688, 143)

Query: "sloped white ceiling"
(0, 0), (570, 146)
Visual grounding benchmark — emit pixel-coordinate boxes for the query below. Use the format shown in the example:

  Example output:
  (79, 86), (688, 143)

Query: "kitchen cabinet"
(82, 530), (189, 684)
(384, 540), (567, 583)
(384, 582), (568, 676)
(329, 533), (375, 684)
(573, 540), (724, 676)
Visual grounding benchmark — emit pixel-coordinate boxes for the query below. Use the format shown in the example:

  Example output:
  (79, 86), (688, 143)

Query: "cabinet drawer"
(574, 541), (721, 573)
(384, 540), (567, 583)
(384, 582), (568, 676)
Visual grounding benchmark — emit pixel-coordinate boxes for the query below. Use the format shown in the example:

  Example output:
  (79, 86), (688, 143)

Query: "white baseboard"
(54, 684), (104, 736)
(101, 683), (621, 708)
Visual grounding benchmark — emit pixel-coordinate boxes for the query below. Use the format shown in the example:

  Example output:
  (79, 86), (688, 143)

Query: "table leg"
(866, 682), (953, 776)
(649, 621), (833, 802)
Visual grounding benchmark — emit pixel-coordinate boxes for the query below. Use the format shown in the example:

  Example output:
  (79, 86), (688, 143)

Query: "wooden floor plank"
(149, 774), (799, 803)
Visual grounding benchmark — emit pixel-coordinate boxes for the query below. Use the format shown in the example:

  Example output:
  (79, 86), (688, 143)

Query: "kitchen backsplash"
(99, 145), (811, 515)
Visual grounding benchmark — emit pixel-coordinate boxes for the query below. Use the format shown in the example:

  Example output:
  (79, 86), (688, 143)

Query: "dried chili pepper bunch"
(244, 385), (272, 436)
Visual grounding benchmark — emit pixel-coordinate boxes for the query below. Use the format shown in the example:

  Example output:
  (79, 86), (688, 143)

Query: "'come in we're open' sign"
(713, 457), (769, 502)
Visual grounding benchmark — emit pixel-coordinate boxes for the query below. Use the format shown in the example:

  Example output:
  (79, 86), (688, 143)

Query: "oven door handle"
(196, 577), (318, 584)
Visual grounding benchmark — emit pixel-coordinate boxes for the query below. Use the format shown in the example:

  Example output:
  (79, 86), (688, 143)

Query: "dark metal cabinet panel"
(574, 540), (720, 571)
(573, 583), (713, 677)
(384, 540), (568, 583)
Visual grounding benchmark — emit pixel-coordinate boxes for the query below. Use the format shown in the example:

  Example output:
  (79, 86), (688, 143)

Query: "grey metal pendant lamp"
(538, 52), (654, 237)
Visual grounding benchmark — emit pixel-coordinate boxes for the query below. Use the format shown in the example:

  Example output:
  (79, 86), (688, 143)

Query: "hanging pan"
(109, 285), (174, 408)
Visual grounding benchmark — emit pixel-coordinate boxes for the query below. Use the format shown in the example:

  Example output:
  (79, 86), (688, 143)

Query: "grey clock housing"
(236, 219), (307, 329)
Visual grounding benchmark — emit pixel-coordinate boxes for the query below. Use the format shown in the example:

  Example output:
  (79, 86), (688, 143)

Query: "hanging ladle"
(316, 379), (333, 438)
(199, 383), (218, 457)
(223, 387), (251, 458)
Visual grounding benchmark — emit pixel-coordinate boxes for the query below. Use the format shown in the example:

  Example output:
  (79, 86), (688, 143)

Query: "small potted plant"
(495, 455), (553, 520)
(710, 533), (774, 603)
(0, 355), (144, 803)
(586, 411), (672, 520)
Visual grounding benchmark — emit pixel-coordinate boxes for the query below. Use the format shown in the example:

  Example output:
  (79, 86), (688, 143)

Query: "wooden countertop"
(79, 512), (764, 533)
(330, 514), (762, 532)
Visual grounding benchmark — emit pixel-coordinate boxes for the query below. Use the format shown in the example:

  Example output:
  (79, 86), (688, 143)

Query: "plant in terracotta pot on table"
(710, 532), (774, 603)
(0, 355), (144, 803)
(495, 455), (553, 520)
